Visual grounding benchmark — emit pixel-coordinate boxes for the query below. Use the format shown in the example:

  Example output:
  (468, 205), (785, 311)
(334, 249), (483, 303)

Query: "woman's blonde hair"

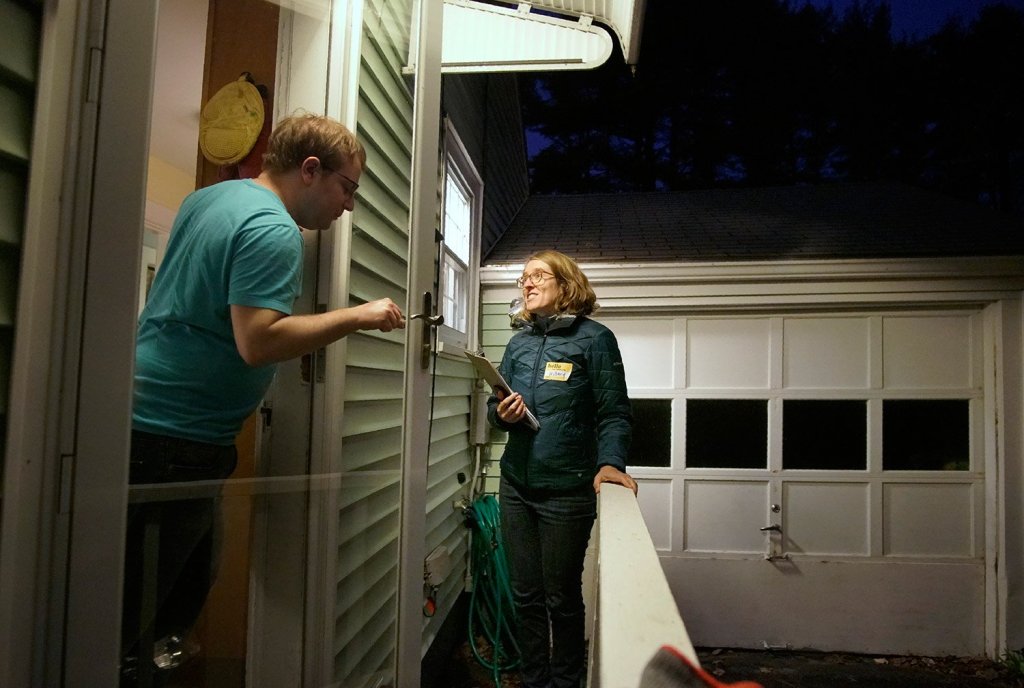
(262, 112), (366, 174)
(519, 249), (598, 321)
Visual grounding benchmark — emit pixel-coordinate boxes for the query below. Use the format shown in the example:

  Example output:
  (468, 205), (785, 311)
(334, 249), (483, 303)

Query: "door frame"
(63, 0), (156, 683)
(0, 0), (157, 685)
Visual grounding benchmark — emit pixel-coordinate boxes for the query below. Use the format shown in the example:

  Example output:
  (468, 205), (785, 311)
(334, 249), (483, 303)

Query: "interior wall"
(148, 0), (207, 219)
(198, 0), (279, 189)
(146, 156), (194, 210)
(190, 0), (280, 668)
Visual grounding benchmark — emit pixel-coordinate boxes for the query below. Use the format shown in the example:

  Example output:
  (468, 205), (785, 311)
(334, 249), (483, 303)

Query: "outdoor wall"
(334, 0), (474, 678)
(0, 0), (39, 486)
(442, 73), (529, 258)
(479, 259), (1024, 657)
(329, 1), (416, 680)
(477, 299), (519, 492)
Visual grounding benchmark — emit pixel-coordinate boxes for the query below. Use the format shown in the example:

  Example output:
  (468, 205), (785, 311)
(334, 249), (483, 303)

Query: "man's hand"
(593, 465), (638, 495)
(354, 298), (405, 332)
(231, 298), (405, 367)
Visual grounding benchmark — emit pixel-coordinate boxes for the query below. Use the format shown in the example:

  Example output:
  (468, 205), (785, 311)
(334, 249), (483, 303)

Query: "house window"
(883, 399), (969, 470)
(783, 400), (867, 470)
(437, 119), (482, 351)
(629, 399), (672, 468)
(686, 399), (767, 469)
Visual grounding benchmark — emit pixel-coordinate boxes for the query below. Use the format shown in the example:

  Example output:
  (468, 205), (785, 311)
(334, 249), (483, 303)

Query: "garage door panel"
(664, 557), (984, 656)
(635, 478), (673, 551)
(783, 317), (870, 389)
(687, 319), (770, 389)
(883, 316), (972, 389)
(685, 481), (767, 553)
(783, 482), (869, 556)
(610, 317), (675, 390)
(884, 483), (976, 557)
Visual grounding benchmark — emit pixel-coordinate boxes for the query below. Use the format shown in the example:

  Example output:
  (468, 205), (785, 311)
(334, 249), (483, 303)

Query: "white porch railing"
(584, 483), (698, 687)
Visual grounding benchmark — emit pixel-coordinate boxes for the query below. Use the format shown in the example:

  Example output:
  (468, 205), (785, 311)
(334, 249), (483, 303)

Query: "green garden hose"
(466, 493), (519, 686)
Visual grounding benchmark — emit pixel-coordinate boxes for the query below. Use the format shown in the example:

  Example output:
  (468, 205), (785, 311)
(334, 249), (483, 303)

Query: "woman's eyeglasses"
(516, 270), (555, 288)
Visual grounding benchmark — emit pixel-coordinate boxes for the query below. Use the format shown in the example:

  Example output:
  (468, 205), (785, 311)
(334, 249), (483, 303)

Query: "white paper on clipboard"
(465, 350), (540, 431)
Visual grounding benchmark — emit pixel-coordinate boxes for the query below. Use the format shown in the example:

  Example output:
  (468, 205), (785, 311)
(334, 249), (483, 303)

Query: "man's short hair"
(262, 112), (367, 174)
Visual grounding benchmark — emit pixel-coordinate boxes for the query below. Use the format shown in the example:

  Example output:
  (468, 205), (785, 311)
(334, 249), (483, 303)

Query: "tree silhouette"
(520, 0), (1024, 215)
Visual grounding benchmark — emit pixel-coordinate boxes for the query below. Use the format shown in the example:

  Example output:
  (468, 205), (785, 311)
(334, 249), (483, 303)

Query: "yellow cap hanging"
(198, 75), (265, 166)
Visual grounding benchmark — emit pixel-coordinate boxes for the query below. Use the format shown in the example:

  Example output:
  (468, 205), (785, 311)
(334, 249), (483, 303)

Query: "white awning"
(441, 0), (646, 73)
(528, 0), (646, 64)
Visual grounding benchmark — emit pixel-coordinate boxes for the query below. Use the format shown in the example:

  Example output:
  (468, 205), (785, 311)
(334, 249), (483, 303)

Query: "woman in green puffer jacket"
(488, 249), (637, 688)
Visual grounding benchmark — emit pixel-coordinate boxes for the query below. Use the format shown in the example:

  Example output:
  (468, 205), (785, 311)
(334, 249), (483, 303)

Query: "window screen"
(783, 400), (867, 470)
(883, 399), (969, 470)
(628, 398), (671, 468)
(686, 399), (767, 469)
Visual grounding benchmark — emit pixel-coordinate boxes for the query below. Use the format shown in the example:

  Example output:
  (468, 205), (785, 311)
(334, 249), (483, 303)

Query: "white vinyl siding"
(0, 0), (39, 485)
(478, 300), (519, 493)
(421, 354), (475, 649)
(334, 0), (475, 680)
(332, 1), (413, 682)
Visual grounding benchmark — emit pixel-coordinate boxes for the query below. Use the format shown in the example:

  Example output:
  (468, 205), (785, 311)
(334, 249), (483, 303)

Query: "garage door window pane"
(883, 400), (969, 470)
(686, 399), (767, 468)
(629, 399), (672, 467)
(783, 400), (866, 470)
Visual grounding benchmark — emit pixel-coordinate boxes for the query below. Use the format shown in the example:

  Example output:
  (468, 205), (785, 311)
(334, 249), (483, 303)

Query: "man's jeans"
(121, 430), (237, 682)
(500, 477), (597, 688)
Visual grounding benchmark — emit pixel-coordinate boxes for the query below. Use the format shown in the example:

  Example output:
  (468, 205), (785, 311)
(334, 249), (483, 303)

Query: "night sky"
(808, 0), (1024, 38)
(525, 0), (1024, 160)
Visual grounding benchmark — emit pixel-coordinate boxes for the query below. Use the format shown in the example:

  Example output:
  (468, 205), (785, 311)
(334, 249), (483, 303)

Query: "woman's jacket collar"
(526, 313), (580, 335)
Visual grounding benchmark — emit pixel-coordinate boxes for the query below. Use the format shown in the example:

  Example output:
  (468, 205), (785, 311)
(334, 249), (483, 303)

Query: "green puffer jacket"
(487, 314), (632, 490)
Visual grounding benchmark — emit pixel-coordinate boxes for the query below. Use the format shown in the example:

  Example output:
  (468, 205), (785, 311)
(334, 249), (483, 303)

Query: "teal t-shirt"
(133, 179), (304, 445)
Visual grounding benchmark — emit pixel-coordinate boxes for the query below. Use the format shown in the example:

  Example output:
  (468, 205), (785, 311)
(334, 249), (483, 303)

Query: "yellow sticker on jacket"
(544, 361), (573, 381)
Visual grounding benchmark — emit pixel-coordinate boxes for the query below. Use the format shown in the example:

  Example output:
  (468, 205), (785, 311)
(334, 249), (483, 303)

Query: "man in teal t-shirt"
(122, 114), (405, 687)
(133, 178), (305, 444)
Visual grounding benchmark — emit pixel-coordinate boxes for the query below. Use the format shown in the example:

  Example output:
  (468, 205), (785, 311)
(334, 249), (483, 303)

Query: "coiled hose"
(466, 493), (519, 686)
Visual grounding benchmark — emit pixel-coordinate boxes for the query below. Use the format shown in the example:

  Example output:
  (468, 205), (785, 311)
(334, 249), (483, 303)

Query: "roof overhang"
(441, 0), (646, 73)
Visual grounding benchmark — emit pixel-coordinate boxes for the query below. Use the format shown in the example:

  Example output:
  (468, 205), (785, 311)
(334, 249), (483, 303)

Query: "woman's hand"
(593, 465), (638, 495)
(496, 391), (528, 424)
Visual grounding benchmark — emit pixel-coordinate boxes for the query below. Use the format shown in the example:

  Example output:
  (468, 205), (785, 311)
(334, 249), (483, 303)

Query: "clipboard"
(465, 350), (540, 431)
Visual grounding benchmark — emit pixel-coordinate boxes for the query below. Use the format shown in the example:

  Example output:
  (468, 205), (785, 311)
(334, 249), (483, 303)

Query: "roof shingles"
(484, 182), (1024, 264)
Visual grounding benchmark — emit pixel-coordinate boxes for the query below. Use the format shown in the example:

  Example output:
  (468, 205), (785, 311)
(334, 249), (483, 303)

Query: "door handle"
(409, 312), (444, 325)
(761, 524), (786, 561)
(415, 292), (444, 369)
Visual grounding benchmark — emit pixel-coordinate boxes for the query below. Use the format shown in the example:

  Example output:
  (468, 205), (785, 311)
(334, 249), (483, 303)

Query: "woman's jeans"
(121, 430), (237, 683)
(500, 477), (597, 688)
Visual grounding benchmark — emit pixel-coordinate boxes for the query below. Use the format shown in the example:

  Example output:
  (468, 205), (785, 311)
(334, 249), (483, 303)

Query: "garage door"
(604, 310), (986, 656)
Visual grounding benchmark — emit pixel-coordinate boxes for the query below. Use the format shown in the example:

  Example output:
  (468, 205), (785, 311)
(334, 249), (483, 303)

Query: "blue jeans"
(500, 477), (597, 688)
(121, 430), (237, 685)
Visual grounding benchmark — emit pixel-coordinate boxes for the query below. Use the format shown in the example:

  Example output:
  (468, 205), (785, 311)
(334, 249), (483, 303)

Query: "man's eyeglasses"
(323, 167), (360, 195)
(516, 270), (555, 288)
